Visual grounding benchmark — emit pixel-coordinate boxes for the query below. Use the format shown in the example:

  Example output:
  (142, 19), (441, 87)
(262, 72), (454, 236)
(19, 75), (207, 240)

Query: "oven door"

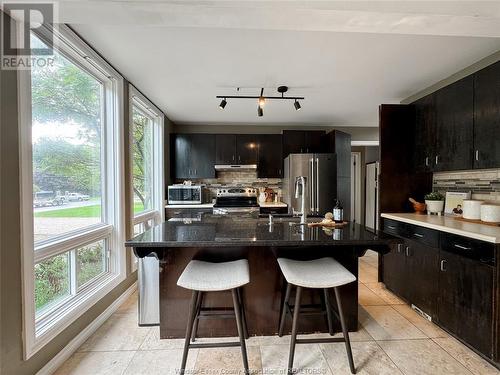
(168, 186), (202, 204)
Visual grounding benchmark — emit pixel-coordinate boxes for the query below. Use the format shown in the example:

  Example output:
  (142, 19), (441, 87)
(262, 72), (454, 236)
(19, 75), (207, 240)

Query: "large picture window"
(19, 25), (125, 357)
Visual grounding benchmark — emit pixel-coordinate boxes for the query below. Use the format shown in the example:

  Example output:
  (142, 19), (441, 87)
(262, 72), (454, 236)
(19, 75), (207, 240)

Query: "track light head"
(294, 100), (301, 111)
(258, 96), (266, 108)
(258, 106), (263, 117)
(219, 98), (227, 110)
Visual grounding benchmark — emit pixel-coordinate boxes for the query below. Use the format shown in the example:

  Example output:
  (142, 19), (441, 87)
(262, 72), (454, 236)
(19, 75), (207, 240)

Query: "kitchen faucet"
(294, 176), (307, 225)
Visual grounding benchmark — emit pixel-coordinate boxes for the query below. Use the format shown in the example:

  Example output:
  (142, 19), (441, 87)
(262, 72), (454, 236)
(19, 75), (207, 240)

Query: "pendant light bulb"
(258, 106), (263, 117)
(258, 96), (266, 108)
(294, 100), (301, 111)
(219, 98), (227, 110)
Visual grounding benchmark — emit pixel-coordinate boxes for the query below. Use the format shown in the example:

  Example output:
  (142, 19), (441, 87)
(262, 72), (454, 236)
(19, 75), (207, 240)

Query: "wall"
(173, 124), (379, 143)
(433, 169), (500, 204)
(401, 50), (500, 104)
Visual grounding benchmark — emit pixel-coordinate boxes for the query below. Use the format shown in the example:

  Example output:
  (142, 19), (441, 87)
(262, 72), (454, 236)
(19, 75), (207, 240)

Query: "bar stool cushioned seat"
(277, 257), (356, 288)
(277, 256), (357, 374)
(177, 259), (250, 291)
(177, 259), (250, 375)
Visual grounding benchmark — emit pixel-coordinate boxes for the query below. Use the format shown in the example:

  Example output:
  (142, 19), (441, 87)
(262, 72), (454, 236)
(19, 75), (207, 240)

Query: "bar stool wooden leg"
(334, 287), (356, 374)
(323, 288), (334, 336)
(278, 282), (292, 337)
(191, 292), (204, 342)
(180, 290), (199, 374)
(232, 289), (250, 374)
(288, 286), (302, 375)
(237, 288), (249, 339)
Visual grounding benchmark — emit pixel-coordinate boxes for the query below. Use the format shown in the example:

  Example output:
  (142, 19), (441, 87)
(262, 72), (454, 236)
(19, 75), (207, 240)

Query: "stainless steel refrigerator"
(283, 153), (337, 216)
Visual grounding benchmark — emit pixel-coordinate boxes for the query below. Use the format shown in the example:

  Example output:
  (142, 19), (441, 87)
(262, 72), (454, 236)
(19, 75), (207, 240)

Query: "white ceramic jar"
(462, 200), (484, 220)
(480, 204), (500, 223)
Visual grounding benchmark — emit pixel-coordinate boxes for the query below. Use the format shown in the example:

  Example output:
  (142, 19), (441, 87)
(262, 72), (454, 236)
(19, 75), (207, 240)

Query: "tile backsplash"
(433, 169), (500, 203)
(178, 170), (283, 200)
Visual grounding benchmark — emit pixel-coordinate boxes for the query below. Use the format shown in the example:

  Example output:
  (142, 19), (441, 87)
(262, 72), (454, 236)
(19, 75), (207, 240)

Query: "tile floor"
(55, 251), (499, 375)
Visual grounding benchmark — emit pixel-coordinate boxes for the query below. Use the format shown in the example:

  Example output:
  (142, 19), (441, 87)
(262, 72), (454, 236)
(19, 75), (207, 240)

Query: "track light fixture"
(294, 99), (301, 111)
(219, 98), (227, 109)
(216, 86), (304, 117)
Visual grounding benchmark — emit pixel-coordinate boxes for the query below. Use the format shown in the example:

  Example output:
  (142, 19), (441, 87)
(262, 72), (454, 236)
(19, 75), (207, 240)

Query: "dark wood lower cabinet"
(381, 219), (498, 365)
(438, 250), (494, 357)
(382, 242), (409, 300)
(405, 239), (439, 318)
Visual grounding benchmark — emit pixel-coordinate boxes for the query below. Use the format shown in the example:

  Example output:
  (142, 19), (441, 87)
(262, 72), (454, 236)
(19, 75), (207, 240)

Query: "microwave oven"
(167, 185), (208, 204)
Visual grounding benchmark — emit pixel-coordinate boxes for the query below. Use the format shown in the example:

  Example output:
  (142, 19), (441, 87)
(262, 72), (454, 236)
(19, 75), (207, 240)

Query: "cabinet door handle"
(405, 246), (410, 257)
(440, 260), (447, 271)
(435, 155), (439, 165)
(238, 155), (241, 162)
(425, 157), (429, 167)
(454, 244), (472, 251)
(397, 243), (403, 253)
(194, 169), (197, 175)
(232, 155), (235, 161)
(475, 150), (479, 161)
(413, 233), (424, 238)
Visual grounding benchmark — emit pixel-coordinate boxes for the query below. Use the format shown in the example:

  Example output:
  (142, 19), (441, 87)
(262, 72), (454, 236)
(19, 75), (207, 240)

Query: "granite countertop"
(126, 212), (392, 249)
(381, 213), (500, 243)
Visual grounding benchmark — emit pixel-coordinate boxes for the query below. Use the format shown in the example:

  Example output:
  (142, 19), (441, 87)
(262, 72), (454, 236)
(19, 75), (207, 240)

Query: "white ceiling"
(62, 1), (500, 127)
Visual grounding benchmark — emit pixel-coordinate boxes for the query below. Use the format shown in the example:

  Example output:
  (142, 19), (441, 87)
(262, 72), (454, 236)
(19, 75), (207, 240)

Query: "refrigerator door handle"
(309, 157), (314, 212)
(316, 157), (319, 213)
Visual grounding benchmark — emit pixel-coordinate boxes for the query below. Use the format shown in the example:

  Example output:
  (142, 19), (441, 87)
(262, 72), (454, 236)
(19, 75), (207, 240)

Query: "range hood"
(214, 164), (257, 171)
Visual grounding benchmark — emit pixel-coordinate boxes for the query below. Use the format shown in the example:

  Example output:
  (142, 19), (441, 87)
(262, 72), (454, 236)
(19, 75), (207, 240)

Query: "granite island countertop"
(127, 212), (392, 251)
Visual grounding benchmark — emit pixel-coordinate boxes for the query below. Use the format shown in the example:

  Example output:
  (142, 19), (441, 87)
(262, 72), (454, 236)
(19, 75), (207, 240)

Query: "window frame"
(19, 24), (126, 359)
(129, 86), (164, 271)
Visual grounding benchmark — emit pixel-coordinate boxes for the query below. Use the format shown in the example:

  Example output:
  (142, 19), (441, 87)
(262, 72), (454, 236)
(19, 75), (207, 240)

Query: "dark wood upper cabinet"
(413, 94), (436, 172)
(282, 130), (325, 158)
(323, 130), (351, 178)
(433, 76), (473, 171)
(236, 134), (259, 164)
(172, 134), (215, 179)
(215, 134), (259, 165)
(215, 134), (237, 164)
(474, 61), (500, 169)
(258, 134), (283, 178)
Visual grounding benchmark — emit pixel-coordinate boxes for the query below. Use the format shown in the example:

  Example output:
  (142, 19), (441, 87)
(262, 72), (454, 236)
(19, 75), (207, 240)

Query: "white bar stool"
(277, 257), (357, 374)
(177, 259), (250, 374)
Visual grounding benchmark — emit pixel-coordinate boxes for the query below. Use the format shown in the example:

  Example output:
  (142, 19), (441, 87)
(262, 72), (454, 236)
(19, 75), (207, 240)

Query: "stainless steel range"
(213, 187), (259, 214)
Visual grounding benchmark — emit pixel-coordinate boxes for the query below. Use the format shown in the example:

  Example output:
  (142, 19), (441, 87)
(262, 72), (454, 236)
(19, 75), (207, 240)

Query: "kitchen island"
(126, 212), (394, 339)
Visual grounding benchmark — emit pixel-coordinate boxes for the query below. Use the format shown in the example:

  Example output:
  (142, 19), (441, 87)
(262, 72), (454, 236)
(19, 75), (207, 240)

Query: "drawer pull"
(413, 233), (424, 238)
(454, 244), (472, 251)
(397, 243), (404, 253)
(387, 225), (396, 230)
(405, 246), (411, 257)
(440, 260), (447, 271)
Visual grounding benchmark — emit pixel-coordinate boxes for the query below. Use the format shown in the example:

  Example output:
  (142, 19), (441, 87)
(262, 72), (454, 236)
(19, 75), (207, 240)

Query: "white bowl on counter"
(480, 204), (500, 223)
(462, 200), (483, 220)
